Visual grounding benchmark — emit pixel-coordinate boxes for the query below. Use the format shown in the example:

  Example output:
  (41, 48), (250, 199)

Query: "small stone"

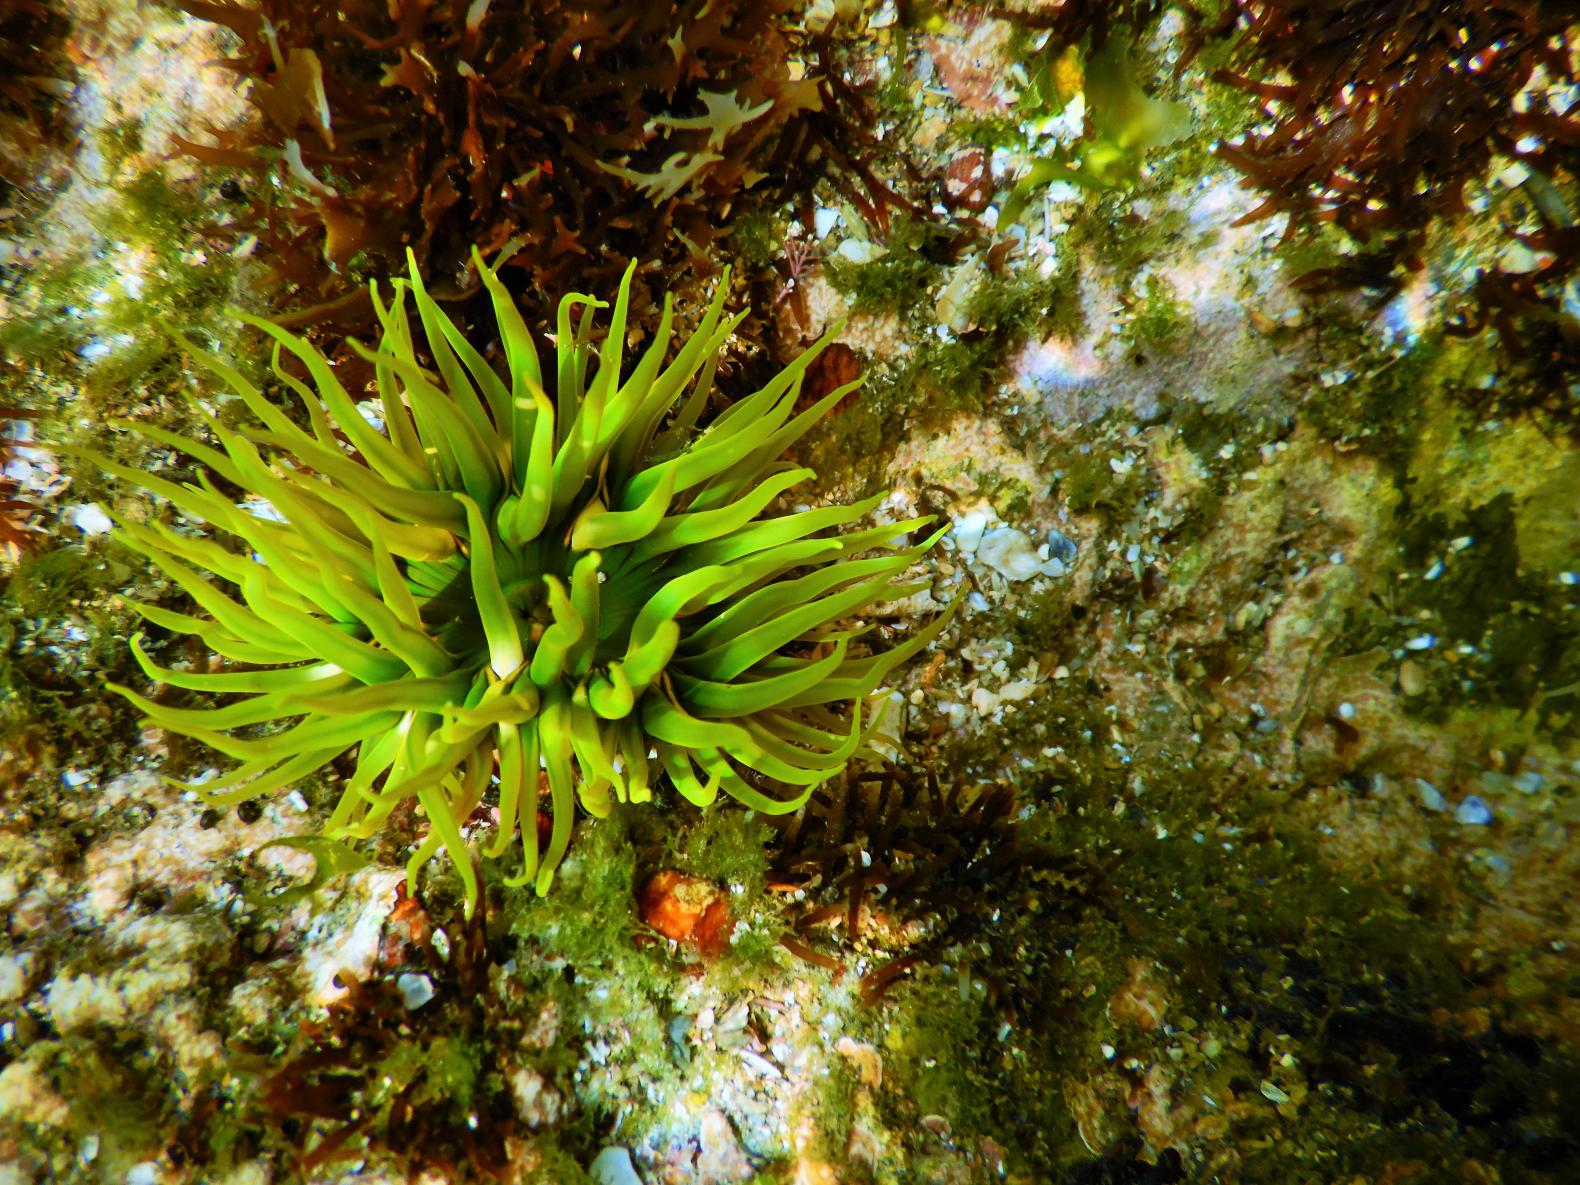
(952, 509), (991, 555)
(0, 953), (36, 1005)
(1046, 529), (1079, 566)
(837, 238), (885, 264)
(834, 1037), (883, 1087)
(1417, 779), (1447, 812)
(1511, 771), (1544, 795)
(590, 1147), (644, 1185)
(396, 973), (435, 1010)
(697, 1110), (753, 1185)
(509, 1066), (562, 1128)
(1398, 660), (1427, 696)
(64, 503), (113, 536)
(1455, 796), (1494, 826)
(1259, 1080), (1291, 1105)
(920, 1114), (952, 1137)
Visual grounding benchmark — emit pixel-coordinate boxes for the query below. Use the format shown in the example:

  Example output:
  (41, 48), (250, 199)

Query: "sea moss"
(0, 543), (145, 769)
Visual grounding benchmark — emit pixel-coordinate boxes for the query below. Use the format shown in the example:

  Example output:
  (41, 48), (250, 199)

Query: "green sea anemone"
(91, 250), (949, 914)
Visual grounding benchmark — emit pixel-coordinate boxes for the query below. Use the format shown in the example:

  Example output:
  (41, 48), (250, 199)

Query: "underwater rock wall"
(1, 3), (1576, 1184)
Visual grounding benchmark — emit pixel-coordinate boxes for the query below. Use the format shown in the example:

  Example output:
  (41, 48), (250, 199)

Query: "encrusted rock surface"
(2, 4), (1576, 1185)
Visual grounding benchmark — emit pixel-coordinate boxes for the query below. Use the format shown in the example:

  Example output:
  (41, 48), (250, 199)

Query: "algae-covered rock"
(1, 4), (1577, 1185)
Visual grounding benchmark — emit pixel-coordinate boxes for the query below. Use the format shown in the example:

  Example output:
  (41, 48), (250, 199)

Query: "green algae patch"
(0, 168), (251, 420)
(1405, 404), (1580, 581)
(0, 543), (145, 769)
(0, 159), (264, 771)
(823, 216), (953, 317)
(501, 813), (677, 1115)
(1120, 272), (1188, 354)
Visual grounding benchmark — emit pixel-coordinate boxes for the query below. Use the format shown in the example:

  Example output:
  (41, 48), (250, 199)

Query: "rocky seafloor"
(1, 3), (1577, 1184)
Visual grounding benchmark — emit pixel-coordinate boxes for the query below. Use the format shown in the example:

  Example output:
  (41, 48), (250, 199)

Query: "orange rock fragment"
(639, 871), (735, 957)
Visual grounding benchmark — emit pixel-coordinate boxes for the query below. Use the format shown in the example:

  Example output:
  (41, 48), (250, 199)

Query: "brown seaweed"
(1211, 1), (1574, 251)
(169, 0), (938, 331)
(1209, 0), (1580, 423)
(259, 881), (522, 1181)
(768, 764), (1100, 1010)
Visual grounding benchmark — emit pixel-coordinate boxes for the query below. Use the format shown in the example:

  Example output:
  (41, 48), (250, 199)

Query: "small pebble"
(1047, 529), (1079, 565)
(1455, 796), (1493, 826)
(64, 503), (113, 535)
(952, 509), (991, 555)
(0, 952), (36, 1004)
(590, 1147), (644, 1185)
(397, 973), (436, 1010)
(1416, 779), (1446, 812)
(837, 238), (884, 264)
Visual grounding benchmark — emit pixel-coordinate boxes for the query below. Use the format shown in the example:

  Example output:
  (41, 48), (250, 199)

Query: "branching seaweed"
(769, 764), (1098, 1009)
(258, 883), (521, 1180)
(170, 0), (936, 330)
(1208, 0), (1580, 423)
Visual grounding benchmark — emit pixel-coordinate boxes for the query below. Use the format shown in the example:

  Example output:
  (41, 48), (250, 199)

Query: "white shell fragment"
(63, 503), (113, 536)
(976, 527), (1068, 581)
